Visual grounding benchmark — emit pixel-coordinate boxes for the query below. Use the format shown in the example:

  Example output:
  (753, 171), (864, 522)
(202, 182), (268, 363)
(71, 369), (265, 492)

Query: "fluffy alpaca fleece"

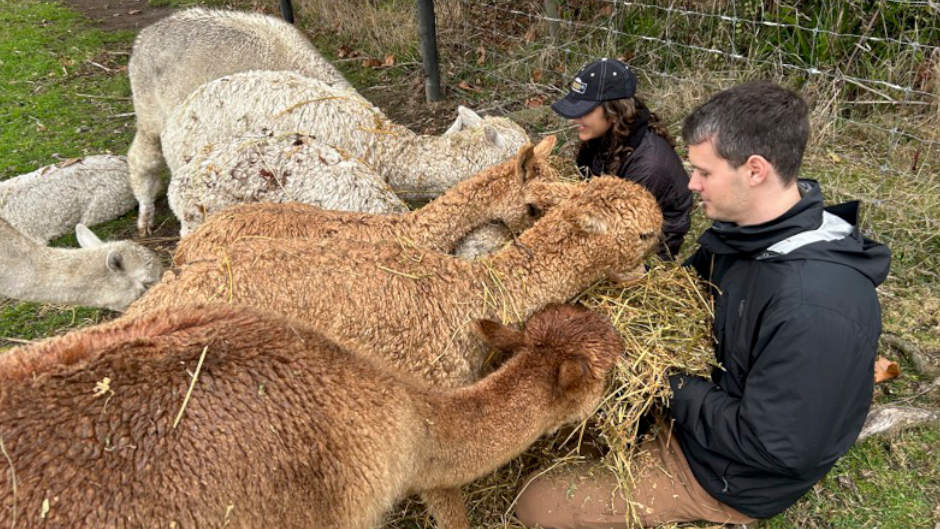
(168, 133), (408, 236)
(0, 219), (163, 311)
(0, 155), (135, 243)
(0, 303), (622, 529)
(127, 176), (662, 386)
(160, 71), (529, 205)
(127, 7), (352, 234)
(172, 136), (559, 264)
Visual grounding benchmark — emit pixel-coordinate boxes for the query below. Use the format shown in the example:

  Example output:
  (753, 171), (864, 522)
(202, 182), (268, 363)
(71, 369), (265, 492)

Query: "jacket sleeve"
(668, 305), (876, 476)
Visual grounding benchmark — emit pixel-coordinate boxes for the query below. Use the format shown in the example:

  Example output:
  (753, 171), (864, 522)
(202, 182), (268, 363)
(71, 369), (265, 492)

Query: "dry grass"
(381, 261), (717, 528)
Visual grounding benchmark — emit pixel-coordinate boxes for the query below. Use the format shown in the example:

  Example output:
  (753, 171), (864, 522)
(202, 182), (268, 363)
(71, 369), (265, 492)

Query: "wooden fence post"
(545, 0), (559, 41)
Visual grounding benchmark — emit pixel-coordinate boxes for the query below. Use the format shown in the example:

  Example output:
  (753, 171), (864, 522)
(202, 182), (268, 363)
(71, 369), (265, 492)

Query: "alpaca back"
(129, 7), (350, 135)
(0, 156), (135, 243)
(0, 304), (421, 529)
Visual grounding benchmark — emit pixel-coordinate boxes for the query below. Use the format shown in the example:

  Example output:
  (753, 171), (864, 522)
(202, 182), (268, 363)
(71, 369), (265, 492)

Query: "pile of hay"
(384, 260), (718, 529)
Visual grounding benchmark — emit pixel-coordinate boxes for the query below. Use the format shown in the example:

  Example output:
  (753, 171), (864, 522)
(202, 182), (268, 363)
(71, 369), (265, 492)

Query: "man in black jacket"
(515, 81), (890, 527)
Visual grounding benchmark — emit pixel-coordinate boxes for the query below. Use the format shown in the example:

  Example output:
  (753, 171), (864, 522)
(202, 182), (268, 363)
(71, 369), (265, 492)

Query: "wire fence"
(435, 0), (939, 170)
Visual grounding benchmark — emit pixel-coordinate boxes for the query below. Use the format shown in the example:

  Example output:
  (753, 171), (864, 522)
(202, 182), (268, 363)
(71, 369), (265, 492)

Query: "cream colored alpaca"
(0, 303), (622, 529)
(0, 219), (163, 311)
(167, 133), (409, 236)
(128, 176), (662, 386)
(172, 136), (559, 265)
(127, 7), (352, 234)
(160, 71), (529, 206)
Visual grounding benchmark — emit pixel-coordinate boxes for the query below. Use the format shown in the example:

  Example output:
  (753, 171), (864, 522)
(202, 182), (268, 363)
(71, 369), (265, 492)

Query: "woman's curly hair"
(578, 97), (675, 174)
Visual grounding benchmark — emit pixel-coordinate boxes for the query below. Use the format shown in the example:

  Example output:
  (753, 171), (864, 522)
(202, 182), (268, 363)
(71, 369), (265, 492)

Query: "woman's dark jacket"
(576, 122), (692, 259)
(669, 180), (891, 518)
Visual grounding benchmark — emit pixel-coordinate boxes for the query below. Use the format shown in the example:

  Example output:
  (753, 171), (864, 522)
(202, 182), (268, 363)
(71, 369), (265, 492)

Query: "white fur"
(161, 71), (530, 204)
(168, 133), (408, 235)
(127, 7), (352, 233)
(0, 219), (163, 311)
(0, 155), (135, 243)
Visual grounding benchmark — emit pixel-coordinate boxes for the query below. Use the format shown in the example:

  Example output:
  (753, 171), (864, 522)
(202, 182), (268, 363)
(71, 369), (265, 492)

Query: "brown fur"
(0, 303), (621, 529)
(172, 136), (559, 266)
(127, 176), (662, 386)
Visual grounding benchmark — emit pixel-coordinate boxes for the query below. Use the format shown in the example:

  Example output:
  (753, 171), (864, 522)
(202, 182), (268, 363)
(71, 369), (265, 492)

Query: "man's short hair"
(681, 80), (809, 184)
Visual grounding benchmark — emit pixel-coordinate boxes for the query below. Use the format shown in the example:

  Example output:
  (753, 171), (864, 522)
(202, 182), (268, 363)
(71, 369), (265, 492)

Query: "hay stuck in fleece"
(381, 260), (717, 529)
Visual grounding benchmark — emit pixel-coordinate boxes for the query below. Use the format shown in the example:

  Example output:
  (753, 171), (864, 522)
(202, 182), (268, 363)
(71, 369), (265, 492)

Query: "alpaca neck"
(414, 350), (556, 489)
(407, 159), (515, 252)
(379, 134), (469, 203)
(472, 221), (618, 322)
(0, 232), (104, 304)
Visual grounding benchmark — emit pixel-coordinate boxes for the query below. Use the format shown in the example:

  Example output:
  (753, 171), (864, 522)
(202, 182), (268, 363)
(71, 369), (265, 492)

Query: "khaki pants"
(514, 428), (756, 528)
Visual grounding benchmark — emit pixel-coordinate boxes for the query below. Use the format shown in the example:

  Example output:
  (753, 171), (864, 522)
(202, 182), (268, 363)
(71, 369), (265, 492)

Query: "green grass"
(0, 1), (936, 528)
(0, 0), (137, 178)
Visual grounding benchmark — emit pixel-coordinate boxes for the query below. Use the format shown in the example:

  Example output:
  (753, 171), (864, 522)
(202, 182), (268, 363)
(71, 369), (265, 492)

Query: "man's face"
(687, 139), (752, 224)
(572, 105), (613, 141)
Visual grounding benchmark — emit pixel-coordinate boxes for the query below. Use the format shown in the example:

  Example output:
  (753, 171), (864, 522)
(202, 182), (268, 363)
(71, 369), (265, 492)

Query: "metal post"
(280, 0), (294, 24)
(416, 0), (442, 102)
(544, 0), (559, 42)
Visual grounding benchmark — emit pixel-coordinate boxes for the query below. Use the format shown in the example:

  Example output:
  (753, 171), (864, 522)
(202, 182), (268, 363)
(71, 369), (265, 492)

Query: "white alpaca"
(0, 155), (135, 243)
(161, 71), (529, 205)
(168, 133), (408, 236)
(0, 218), (163, 311)
(127, 7), (352, 234)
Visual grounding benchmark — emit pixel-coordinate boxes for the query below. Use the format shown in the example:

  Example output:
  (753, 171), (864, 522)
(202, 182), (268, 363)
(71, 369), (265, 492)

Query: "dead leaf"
(597, 5), (613, 17)
(127, 9), (141, 15)
(57, 157), (81, 168)
(874, 355), (900, 383)
(531, 69), (543, 83)
(827, 149), (843, 164)
(456, 81), (482, 93)
(383, 54), (396, 67)
(361, 58), (382, 68)
(524, 25), (538, 43)
(337, 45), (358, 58)
(525, 96), (545, 108)
(476, 46), (486, 65)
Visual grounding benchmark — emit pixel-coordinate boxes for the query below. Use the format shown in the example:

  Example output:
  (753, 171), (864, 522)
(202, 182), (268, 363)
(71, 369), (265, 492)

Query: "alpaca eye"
(639, 232), (656, 241)
(527, 203), (541, 218)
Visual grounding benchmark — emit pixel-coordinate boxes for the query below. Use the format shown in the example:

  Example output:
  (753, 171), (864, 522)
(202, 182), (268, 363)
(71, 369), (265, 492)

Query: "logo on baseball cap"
(551, 58), (637, 119)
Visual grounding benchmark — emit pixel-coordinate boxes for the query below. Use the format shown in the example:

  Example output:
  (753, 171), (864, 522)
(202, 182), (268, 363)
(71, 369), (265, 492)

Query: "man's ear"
(745, 154), (773, 186)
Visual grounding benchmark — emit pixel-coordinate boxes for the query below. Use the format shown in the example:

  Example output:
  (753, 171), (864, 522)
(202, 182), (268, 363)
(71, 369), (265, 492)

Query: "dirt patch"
(62, 0), (174, 32)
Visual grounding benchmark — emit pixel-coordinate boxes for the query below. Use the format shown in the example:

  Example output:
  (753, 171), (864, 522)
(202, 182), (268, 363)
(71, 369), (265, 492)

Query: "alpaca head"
(489, 135), (562, 234)
(551, 176), (662, 282)
(75, 224), (165, 311)
(475, 303), (622, 426)
(439, 106), (530, 174)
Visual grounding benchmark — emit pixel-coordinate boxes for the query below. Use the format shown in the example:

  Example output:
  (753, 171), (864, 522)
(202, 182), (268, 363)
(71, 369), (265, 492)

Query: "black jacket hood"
(697, 179), (890, 286)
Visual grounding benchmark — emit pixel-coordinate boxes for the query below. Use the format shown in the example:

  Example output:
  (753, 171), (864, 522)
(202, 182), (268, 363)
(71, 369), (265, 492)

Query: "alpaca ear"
(569, 211), (610, 235)
(557, 358), (589, 393)
(514, 143), (536, 183)
(443, 114), (463, 136)
(484, 126), (506, 148)
(473, 319), (525, 352)
(75, 223), (103, 248)
(457, 105), (483, 128)
(532, 135), (557, 158)
(106, 250), (125, 272)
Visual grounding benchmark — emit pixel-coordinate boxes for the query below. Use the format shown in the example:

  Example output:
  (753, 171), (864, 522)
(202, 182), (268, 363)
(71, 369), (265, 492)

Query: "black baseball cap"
(551, 58), (637, 119)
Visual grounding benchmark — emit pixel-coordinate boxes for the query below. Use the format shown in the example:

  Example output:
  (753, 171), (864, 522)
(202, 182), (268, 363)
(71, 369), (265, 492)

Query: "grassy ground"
(1, 0), (937, 527)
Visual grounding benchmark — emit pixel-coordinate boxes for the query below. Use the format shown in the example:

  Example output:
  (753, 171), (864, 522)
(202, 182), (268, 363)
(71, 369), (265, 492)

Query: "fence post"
(544, 0), (559, 41)
(279, 0), (294, 23)
(416, 0), (442, 102)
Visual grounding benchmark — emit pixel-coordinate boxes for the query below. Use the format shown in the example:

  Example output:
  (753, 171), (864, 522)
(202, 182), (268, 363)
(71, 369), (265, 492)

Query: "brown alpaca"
(172, 136), (559, 265)
(127, 175), (661, 387)
(0, 303), (622, 529)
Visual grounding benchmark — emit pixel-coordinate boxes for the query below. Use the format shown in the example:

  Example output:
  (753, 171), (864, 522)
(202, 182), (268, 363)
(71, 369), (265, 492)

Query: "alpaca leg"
(422, 488), (470, 529)
(127, 129), (166, 236)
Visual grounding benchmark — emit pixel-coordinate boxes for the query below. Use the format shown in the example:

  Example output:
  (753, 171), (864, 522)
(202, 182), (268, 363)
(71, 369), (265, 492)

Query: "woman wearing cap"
(552, 58), (692, 260)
